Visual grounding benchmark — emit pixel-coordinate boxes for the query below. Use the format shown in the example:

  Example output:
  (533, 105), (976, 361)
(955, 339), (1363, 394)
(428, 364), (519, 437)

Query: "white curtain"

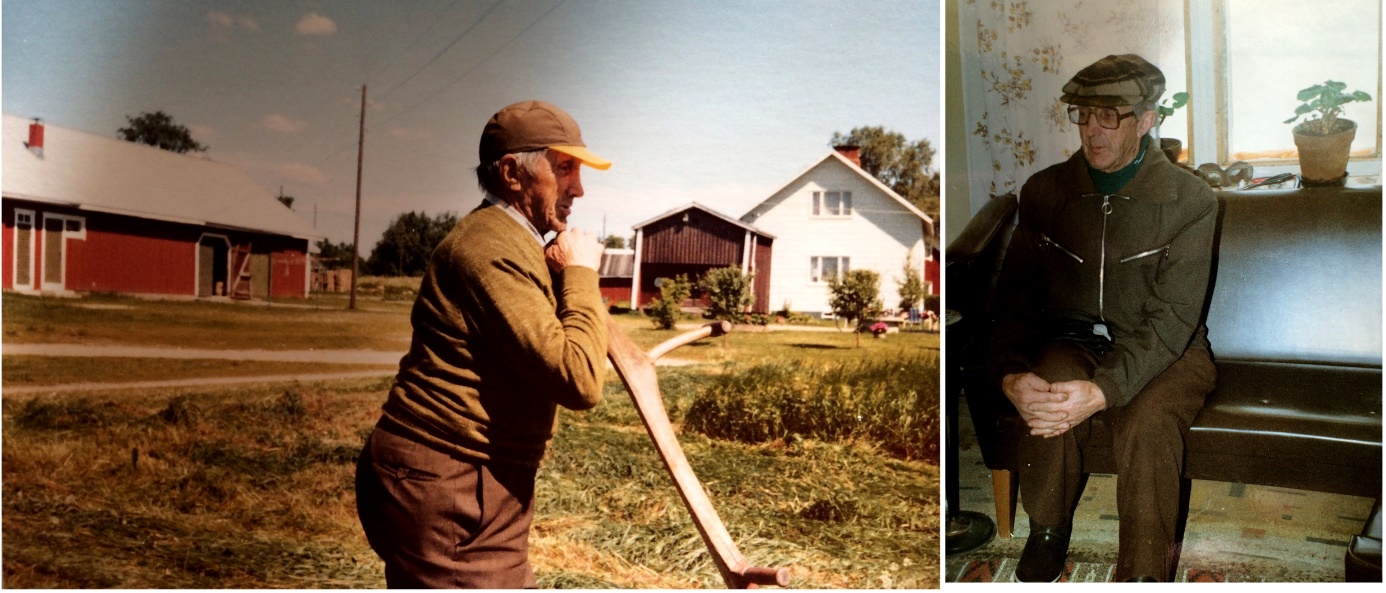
(958, 0), (1186, 205)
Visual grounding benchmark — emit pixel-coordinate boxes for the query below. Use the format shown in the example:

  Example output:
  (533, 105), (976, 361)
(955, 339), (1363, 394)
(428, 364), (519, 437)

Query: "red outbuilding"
(2, 114), (320, 299)
(631, 203), (774, 313)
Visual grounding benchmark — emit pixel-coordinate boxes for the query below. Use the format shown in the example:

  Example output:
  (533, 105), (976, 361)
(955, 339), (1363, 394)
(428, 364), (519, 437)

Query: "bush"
(683, 356), (940, 462)
(700, 266), (755, 323)
(923, 294), (940, 316)
(645, 275), (691, 330)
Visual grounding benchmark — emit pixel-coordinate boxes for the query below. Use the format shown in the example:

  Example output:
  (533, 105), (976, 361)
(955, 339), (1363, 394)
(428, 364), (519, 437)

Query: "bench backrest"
(1204, 187), (1382, 367)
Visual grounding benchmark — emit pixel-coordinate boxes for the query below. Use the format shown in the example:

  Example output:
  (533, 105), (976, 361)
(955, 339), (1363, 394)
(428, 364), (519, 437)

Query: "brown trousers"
(1019, 341), (1216, 581)
(355, 421), (538, 588)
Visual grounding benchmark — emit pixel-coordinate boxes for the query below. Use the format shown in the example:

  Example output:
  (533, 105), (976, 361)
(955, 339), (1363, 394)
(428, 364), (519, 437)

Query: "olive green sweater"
(380, 203), (608, 468)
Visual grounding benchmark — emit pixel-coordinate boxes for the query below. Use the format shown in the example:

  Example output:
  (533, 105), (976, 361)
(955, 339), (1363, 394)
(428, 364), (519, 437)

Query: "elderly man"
(355, 100), (611, 588)
(987, 55), (1217, 582)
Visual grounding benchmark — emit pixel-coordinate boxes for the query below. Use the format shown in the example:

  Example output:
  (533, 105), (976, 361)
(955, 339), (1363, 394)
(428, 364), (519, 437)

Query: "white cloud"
(261, 114), (306, 133)
(207, 10), (258, 31)
(275, 163), (328, 186)
(296, 11), (337, 36)
(388, 126), (433, 140)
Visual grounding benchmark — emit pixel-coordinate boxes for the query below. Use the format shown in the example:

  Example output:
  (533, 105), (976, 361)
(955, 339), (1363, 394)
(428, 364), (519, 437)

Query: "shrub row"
(683, 356), (940, 462)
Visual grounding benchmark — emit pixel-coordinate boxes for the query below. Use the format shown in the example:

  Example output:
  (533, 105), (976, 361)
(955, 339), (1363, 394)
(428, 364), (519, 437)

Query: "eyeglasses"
(1067, 106), (1136, 130)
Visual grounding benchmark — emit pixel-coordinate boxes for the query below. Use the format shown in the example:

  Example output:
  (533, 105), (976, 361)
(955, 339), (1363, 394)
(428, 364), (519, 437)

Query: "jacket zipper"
(1119, 245), (1169, 264)
(1099, 196), (1111, 320)
(1040, 233), (1083, 263)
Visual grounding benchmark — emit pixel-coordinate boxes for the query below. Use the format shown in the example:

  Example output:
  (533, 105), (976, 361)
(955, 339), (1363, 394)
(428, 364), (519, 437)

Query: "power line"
(365, 0), (468, 85)
(377, 0), (507, 102)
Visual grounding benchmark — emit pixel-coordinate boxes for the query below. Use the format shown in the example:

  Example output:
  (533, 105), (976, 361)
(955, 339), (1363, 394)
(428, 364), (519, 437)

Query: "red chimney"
(26, 119), (44, 157)
(834, 144), (861, 167)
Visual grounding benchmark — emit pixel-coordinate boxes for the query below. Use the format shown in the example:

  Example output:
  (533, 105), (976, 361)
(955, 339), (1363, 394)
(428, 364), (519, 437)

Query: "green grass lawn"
(1, 289), (941, 588)
(1, 356), (396, 387)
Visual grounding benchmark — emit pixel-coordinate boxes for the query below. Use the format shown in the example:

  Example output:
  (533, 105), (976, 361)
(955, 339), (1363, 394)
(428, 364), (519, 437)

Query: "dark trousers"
(355, 421), (539, 588)
(1019, 341), (1216, 581)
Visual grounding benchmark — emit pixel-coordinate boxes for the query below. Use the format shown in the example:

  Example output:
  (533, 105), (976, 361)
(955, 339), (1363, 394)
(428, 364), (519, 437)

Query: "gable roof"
(599, 248), (635, 278)
(632, 201), (775, 238)
(739, 150), (935, 237)
(2, 114), (321, 240)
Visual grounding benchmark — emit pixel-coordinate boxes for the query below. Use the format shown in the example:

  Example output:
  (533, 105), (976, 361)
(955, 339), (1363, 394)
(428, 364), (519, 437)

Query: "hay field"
(1, 292), (940, 588)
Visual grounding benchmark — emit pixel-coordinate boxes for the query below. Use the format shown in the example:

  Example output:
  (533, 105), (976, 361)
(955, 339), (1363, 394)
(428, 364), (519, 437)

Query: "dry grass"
(1, 356), (394, 387)
(2, 289), (940, 588)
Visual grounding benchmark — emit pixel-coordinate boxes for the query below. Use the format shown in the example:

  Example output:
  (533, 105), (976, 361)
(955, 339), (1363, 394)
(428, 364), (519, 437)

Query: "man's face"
(1078, 105), (1155, 174)
(516, 151), (584, 235)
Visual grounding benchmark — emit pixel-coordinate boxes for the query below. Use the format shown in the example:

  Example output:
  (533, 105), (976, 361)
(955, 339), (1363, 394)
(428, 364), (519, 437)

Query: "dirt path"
(3, 343), (701, 394)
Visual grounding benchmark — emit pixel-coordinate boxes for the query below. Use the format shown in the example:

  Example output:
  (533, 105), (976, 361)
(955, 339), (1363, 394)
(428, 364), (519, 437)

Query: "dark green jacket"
(988, 139), (1217, 408)
(381, 203), (608, 468)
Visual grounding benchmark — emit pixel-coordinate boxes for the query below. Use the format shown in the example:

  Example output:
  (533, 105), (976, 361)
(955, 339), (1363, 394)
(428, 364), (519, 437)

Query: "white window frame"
(809, 255), (850, 284)
(12, 208), (36, 291)
(1186, 0), (1381, 178)
(810, 190), (853, 218)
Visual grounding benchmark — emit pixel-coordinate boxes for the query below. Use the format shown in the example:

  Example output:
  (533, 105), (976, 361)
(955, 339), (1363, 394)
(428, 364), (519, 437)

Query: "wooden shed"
(2, 114), (320, 299)
(631, 203), (773, 313)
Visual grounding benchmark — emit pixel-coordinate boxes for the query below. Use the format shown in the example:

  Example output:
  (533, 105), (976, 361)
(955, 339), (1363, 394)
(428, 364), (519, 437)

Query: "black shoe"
(1124, 576), (1159, 582)
(1014, 522), (1071, 583)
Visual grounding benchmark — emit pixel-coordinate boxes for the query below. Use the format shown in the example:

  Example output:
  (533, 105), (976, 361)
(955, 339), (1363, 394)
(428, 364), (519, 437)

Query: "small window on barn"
(16, 211), (33, 227)
(65, 219), (82, 233)
(810, 256), (851, 283)
(811, 191), (852, 218)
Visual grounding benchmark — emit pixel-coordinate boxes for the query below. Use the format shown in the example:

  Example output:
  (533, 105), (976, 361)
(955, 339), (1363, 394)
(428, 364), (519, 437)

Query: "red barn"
(631, 203), (774, 313)
(597, 248), (634, 306)
(2, 114), (320, 299)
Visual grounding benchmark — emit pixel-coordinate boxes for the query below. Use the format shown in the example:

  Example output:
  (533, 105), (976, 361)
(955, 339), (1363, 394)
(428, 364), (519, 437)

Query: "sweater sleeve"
(467, 253), (609, 411)
(1091, 190), (1216, 407)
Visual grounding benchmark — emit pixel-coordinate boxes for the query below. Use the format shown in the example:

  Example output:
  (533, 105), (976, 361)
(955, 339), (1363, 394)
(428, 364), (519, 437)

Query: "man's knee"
(1031, 341), (1099, 384)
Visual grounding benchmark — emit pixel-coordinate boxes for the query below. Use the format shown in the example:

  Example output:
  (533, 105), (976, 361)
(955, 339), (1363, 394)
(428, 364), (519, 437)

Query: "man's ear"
(1136, 109), (1158, 136)
(498, 154), (524, 192)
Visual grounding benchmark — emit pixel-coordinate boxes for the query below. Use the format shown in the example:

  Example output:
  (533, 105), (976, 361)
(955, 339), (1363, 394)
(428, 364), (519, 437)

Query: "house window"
(1186, 0), (1381, 176)
(810, 256), (850, 283)
(811, 191), (852, 218)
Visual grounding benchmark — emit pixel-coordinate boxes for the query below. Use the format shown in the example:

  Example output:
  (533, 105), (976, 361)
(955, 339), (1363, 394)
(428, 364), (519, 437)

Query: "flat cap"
(1060, 54), (1165, 107)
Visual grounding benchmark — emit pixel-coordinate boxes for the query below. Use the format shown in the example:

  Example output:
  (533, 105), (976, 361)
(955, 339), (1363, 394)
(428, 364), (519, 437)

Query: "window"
(811, 191), (852, 218)
(1187, 0), (1381, 177)
(810, 256), (850, 283)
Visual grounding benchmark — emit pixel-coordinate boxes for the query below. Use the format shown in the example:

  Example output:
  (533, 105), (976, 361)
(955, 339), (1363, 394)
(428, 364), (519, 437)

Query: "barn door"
(41, 216), (64, 290)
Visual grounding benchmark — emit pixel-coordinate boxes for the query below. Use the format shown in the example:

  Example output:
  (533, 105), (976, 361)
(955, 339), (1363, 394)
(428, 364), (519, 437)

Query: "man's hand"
(1025, 379), (1107, 438)
(1002, 372), (1065, 437)
(545, 228), (604, 273)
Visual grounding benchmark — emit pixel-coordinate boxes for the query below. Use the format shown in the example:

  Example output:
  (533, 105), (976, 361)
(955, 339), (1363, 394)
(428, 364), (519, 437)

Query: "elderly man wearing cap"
(987, 55), (1218, 582)
(354, 100), (612, 588)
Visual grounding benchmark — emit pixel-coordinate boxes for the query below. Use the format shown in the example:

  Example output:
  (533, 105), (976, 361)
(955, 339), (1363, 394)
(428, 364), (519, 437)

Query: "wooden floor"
(945, 399), (1376, 583)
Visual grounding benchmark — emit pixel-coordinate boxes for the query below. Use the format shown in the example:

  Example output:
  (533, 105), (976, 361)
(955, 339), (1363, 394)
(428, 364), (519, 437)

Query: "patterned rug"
(947, 557), (1255, 583)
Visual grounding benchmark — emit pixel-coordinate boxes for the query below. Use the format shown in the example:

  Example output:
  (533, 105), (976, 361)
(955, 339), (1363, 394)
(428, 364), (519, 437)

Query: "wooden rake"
(604, 315), (791, 588)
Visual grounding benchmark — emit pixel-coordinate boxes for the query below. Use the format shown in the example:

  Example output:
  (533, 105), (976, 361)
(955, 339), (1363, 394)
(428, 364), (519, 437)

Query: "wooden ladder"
(229, 243), (253, 299)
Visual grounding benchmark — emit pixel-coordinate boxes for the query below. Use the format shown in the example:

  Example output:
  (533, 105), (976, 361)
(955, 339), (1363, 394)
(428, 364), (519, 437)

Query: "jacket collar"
(1059, 135), (1183, 204)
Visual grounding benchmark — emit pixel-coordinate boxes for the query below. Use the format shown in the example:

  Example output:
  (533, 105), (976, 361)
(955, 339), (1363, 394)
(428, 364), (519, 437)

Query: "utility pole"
(349, 84), (366, 310)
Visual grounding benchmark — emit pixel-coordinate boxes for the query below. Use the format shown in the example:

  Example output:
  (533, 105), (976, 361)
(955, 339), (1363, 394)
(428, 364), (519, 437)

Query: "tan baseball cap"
(478, 100), (611, 170)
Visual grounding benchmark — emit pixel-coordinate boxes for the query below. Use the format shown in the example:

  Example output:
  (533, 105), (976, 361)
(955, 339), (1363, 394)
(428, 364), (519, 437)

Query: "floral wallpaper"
(960, 0), (1184, 202)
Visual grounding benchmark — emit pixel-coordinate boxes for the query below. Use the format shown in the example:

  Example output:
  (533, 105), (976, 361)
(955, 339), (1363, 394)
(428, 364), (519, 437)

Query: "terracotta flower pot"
(1159, 138), (1183, 164)
(1293, 120), (1357, 185)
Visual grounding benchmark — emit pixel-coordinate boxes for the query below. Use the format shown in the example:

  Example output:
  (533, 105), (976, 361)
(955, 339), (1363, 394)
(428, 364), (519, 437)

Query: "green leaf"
(1294, 103), (1314, 116)
(1352, 91), (1372, 102)
(1171, 92), (1189, 108)
(1326, 80), (1347, 91)
(1297, 86), (1322, 101)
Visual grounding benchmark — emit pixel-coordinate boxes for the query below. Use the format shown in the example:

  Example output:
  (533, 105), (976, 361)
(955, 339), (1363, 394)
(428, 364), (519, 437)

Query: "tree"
(315, 239), (356, 270)
(365, 211), (458, 276)
(646, 275), (691, 330)
(117, 111), (207, 154)
(701, 266), (755, 324)
(603, 235), (626, 249)
(896, 254), (926, 312)
(829, 126), (938, 221)
(827, 269), (884, 347)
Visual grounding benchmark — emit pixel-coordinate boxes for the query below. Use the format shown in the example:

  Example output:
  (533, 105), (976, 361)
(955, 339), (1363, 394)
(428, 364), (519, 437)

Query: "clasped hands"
(1001, 372), (1106, 438)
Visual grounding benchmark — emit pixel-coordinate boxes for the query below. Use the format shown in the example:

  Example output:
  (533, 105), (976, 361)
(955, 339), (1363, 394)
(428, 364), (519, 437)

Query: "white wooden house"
(739, 147), (936, 317)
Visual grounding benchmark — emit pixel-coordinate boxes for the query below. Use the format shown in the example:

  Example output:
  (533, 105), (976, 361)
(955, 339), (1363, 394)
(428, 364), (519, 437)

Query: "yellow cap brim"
(550, 145), (612, 170)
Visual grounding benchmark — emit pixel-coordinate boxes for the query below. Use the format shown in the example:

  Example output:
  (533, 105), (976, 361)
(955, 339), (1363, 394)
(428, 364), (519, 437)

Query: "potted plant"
(1155, 91), (1188, 164)
(1284, 80), (1372, 186)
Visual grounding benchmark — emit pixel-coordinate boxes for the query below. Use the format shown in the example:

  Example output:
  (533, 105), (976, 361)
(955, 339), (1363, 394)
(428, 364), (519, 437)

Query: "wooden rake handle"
(605, 316), (791, 589)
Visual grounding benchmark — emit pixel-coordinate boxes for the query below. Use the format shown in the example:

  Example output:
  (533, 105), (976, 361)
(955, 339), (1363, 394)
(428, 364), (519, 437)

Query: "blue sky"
(3, 0), (941, 248)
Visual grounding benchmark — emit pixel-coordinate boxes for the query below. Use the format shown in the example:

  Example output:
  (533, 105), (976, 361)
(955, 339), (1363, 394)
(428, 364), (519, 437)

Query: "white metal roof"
(1, 113), (321, 240)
